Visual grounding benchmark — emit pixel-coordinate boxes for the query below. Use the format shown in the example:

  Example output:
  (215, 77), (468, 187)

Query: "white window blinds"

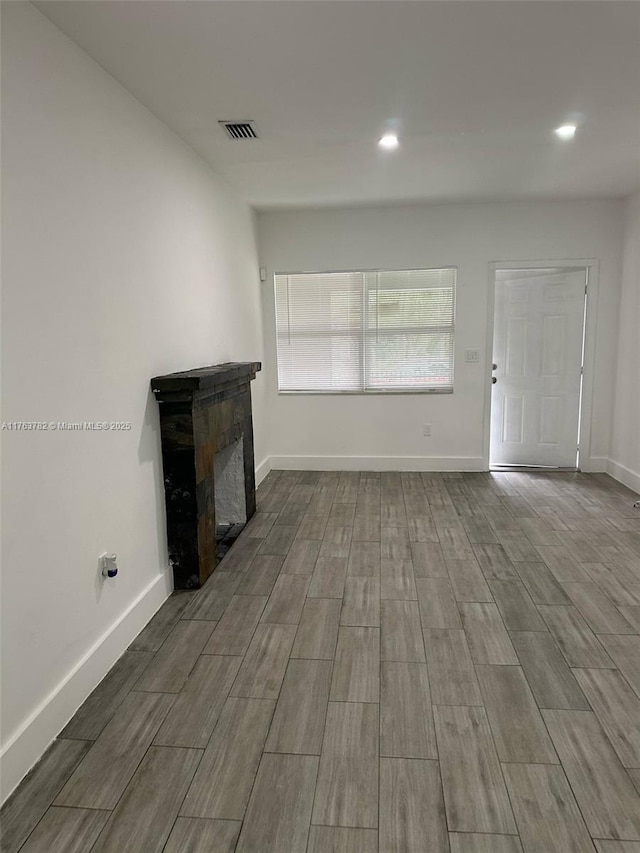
(274, 268), (456, 392)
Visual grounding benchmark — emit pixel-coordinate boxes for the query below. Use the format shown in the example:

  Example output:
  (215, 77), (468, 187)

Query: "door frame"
(482, 258), (600, 471)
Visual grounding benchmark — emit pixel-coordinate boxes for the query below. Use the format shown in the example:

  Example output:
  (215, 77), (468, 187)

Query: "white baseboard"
(255, 457), (272, 486)
(268, 455), (486, 472)
(606, 458), (640, 494)
(0, 572), (171, 805)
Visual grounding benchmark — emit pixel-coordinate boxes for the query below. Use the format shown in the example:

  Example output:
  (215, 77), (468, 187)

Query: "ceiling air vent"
(219, 120), (259, 140)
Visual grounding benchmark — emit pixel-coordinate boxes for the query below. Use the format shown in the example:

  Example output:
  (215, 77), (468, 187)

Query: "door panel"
(490, 268), (586, 467)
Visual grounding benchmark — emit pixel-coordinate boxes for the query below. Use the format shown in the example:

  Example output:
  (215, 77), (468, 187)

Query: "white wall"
(258, 199), (624, 471)
(610, 191), (640, 492)
(0, 2), (265, 800)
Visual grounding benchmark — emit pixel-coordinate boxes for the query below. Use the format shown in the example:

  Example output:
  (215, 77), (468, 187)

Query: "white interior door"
(490, 267), (587, 468)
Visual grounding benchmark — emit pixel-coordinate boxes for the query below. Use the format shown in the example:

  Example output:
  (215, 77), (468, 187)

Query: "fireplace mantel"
(152, 361), (261, 589)
(151, 361), (261, 397)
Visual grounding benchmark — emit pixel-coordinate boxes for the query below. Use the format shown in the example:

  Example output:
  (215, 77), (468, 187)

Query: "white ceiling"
(35, 1), (640, 210)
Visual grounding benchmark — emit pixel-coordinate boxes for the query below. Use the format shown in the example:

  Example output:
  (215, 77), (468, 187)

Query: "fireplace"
(151, 362), (261, 589)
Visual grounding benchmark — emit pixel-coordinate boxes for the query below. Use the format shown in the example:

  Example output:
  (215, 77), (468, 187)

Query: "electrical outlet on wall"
(423, 424), (432, 436)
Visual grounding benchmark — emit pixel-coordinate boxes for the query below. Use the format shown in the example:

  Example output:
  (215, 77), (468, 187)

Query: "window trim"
(273, 265), (457, 396)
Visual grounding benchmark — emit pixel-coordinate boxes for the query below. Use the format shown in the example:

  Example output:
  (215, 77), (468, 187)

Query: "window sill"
(277, 388), (454, 396)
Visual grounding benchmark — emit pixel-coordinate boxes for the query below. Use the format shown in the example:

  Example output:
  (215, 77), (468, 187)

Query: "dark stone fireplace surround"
(151, 362), (261, 589)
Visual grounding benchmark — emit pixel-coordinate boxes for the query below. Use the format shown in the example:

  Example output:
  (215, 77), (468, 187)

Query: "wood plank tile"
(459, 602), (518, 664)
(243, 512), (279, 539)
(449, 833), (522, 853)
(261, 575), (310, 625)
(598, 635), (640, 698)
(497, 530), (541, 563)
(424, 628), (482, 706)
(618, 606), (640, 632)
(574, 668), (640, 768)
(380, 661), (436, 759)
(291, 598), (341, 660)
(341, 576), (380, 627)
(510, 630), (590, 710)
(130, 592), (194, 651)
(259, 524), (298, 556)
(180, 697), (274, 820)
(276, 505), (307, 527)
(235, 555), (284, 595)
(347, 541), (381, 576)
(438, 526), (475, 560)
(535, 546), (590, 582)
(136, 620), (215, 693)
(446, 558), (493, 602)
(295, 514), (329, 541)
(410, 542), (447, 577)
(380, 558), (417, 600)
(408, 515), (439, 543)
(462, 518), (500, 545)
(55, 692), (174, 810)
(562, 583), (637, 634)
(502, 762), (595, 853)
(381, 526), (412, 559)
(320, 526), (353, 558)
(204, 595), (267, 656)
(61, 650), (152, 741)
(330, 626), (380, 702)
(181, 571), (240, 621)
(217, 537), (262, 573)
(18, 807), (109, 853)
(538, 606), (615, 668)
(381, 599), (425, 662)
(543, 709), (640, 840)
(352, 514), (381, 543)
(329, 502), (357, 527)
(90, 746), (201, 853)
(519, 517), (563, 546)
(594, 842), (640, 852)
(473, 544), (519, 580)
(312, 702), (379, 829)
(306, 826), (378, 853)
(434, 704), (516, 834)
(154, 655), (241, 748)
(164, 818), (240, 853)
(514, 561), (572, 605)
(381, 502), (407, 527)
(488, 580), (547, 632)
(416, 577), (462, 629)
(230, 623), (297, 700)
(236, 753), (318, 853)
(582, 563), (640, 608)
(265, 659), (332, 755)
(308, 556), (348, 599)
(379, 758), (448, 853)
(0, 740), (92, 853)
(475, 665), (558, 763)
(281, 539), (321, 575)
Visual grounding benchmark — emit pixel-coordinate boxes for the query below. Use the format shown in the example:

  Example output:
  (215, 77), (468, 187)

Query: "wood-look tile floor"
(3, 470), (640, 853)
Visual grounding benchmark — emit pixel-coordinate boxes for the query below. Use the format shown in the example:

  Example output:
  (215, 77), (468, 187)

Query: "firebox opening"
(214, 437), (247, 559)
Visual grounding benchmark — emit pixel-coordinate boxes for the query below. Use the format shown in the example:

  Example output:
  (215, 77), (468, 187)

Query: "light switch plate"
(465, 349), (481, 363)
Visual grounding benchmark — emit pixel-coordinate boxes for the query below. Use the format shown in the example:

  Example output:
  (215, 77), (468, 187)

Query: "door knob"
(492, 363), (497, 370)
(492, 377), (497, 384)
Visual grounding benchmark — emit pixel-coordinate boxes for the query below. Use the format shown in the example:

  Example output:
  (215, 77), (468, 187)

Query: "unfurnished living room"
(1, 1), (640, 851)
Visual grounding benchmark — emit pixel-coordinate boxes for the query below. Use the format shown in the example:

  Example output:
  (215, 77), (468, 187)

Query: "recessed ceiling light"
(555, 124), (577, 140)
(379, 134), (399, 149)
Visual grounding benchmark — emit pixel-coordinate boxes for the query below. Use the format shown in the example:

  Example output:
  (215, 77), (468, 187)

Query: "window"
(274, 267), (456, 393)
